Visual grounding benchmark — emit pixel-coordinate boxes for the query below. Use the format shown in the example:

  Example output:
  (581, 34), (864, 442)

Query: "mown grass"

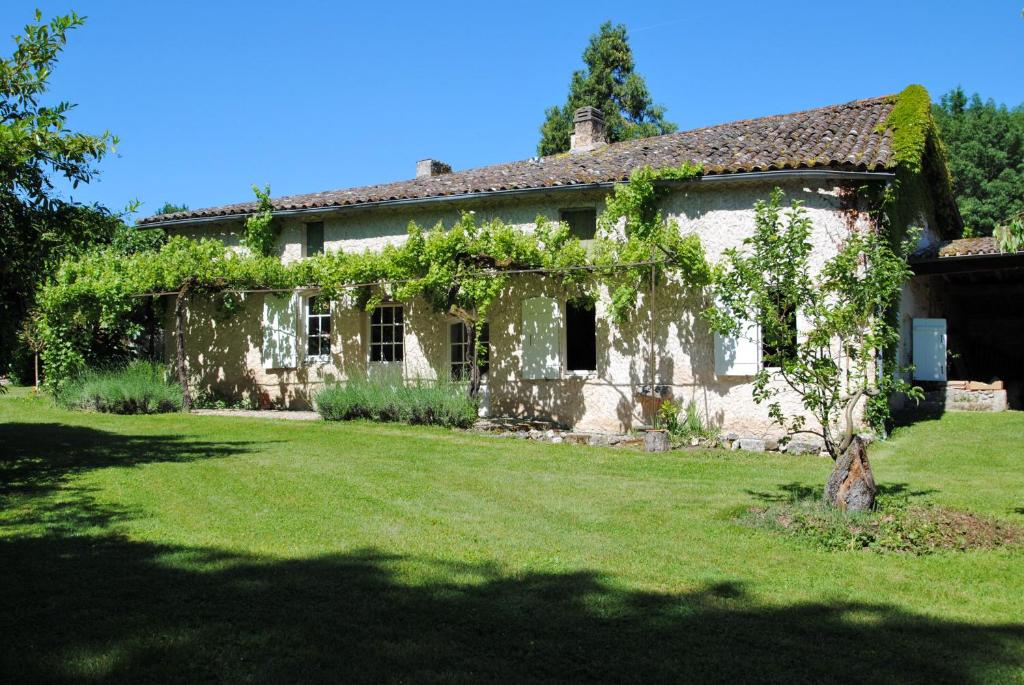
(1, 391), (1022, 683)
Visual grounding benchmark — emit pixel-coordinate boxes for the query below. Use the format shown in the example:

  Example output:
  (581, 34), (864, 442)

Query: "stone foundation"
(941, 381), (1008, 412)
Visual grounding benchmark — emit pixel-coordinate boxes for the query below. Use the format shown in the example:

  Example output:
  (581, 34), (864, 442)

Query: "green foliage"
(537, 22), (676, 156)
(883, 85), (935, 174)
(56, 361), (183, 414)
(153, 202), (189, 216)
(932, 87), (1024, 235)
(707, 189), (920, 458)
(743, 492), (1021, 555)
(593, 164), (710, 324)
(0, 11), (128, 381)
(994, 214), (1024, 253)
(314, 371), (477, 428)
(0, 10), (116, 205)
(39, 168), (711, 395)
(658, 399), (717, 443)
(241, 184), (277, 256)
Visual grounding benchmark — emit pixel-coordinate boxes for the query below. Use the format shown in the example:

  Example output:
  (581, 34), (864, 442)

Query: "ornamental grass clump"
(314, 372), (477, 428)
(58, 361), (183, 414)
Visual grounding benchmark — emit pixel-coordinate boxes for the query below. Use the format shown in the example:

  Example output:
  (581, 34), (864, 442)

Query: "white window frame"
(305, 295), (332, 364)
(368, 303), (405, 364)
(449, 320), (489, 381)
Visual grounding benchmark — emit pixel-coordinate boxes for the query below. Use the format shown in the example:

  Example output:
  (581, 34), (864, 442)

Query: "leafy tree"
(537, 22), (676, 156)
(0, 11), (119, 378)
(707, 189), (920, 511)
(153, 202), (189, 216)
(932, 87), (1024, 235)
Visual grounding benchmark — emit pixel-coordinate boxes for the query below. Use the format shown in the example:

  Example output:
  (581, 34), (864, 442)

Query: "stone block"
(643, 430), (670, 452)
(737, 438), (766, 452)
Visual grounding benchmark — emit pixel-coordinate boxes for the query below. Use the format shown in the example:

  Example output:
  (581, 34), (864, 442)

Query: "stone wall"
(166, 178), (906, 435)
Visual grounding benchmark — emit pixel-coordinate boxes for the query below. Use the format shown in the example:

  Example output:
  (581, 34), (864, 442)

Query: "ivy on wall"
(241, 185), (278, 256)
(38, 165), (712, 399)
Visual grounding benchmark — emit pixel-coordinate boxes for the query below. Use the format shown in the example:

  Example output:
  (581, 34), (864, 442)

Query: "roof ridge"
(141, 93), (900, 225)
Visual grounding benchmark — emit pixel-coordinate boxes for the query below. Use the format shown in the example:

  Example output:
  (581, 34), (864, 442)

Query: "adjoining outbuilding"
(909, 236), (1024, 410)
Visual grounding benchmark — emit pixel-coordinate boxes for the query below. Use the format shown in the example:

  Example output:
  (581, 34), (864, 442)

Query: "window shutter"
(521, 297), (561, 380)
(714, 319), (760, 377)
(912, 318), (947, 381)
(262, 293), (299, 369)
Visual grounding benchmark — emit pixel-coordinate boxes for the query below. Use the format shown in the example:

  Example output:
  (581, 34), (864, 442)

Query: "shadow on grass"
(745, 482), (939, 504)
(1, 532), (1022, 683)
(1, 426), (1020, 682)
(0, 422), (255, 497)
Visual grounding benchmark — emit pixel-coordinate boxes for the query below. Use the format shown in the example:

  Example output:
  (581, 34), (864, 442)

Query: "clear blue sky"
(3, 1), (1022, 218)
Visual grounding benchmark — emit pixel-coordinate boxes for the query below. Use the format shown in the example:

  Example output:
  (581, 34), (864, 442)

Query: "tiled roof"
(140, 95), (899, 226)
(913, 235), (1024, 260)
(936, 236), (1002, 257)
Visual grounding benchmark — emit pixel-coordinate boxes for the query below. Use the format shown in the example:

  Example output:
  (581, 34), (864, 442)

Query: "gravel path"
(190, 409), (321, 421)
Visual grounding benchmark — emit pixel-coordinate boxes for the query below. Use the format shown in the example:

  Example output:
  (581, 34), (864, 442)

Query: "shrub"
(314, 371), (477, 428)
(658, 399), (718, 445)
(57, 361), (183, 414)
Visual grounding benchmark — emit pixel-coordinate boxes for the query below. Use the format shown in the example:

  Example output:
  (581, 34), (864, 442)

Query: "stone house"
(139, 92), (963, 436)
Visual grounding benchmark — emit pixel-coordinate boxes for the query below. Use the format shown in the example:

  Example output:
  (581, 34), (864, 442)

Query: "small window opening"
(450, 322), (489, 380)
(306, 221), (324, 256)
(559, 208), (597, 240)
(306, 296), (331, 357)
(566, 301), (597, 371)
(370, 304), (404, 362)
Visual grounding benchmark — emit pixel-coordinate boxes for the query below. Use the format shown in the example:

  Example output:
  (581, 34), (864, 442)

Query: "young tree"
(0, 11), (118, 377)
(932, 88), (1024, 235)
(707, 189), (920, 511)
(537, 22), (676, 156)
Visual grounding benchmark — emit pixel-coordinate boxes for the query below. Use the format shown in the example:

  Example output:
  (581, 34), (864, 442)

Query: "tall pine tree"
(537, 22), (676, 156)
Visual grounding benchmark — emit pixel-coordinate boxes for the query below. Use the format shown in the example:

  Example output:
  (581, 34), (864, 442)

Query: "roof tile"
(142, 94), (897, 226)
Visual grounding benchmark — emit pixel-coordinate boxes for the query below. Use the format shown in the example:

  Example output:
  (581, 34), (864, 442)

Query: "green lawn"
(1, 388), (1022, 683)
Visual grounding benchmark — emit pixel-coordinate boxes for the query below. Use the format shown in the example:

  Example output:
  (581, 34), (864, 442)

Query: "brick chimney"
(416, 159), (452, 178)
(570, 106), (607, 153)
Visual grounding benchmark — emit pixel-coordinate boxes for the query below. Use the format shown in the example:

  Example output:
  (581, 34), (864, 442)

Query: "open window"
(450, 322), (489, 380)
(306, 221), (324, 256)
(369, 304), (404, 363)
(559, 208), (596, 241)
(566, 301), (597, 372)
(306, 295), (331, 359)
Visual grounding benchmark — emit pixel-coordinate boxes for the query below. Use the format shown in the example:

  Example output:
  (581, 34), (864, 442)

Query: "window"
(370, 304), (404, 362)
(306, 221), (324, 256)
(566, 301), (597, 371)
(450, 322), (489, 380)
(306, 296), (331, 358)
(559, 208), (597, 240)
(761, 298), (797, 367)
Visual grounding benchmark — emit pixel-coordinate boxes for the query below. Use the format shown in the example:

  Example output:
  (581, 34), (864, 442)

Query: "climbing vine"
(594, 163), (710, 323)
(241, 184), (278, 256)
(38, 165), (713, 400)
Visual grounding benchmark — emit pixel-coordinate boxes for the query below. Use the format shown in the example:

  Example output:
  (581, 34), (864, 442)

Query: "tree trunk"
(824, 435), (876, 511)
(466, 322), (481, 399)
(174, 280), (193, 411)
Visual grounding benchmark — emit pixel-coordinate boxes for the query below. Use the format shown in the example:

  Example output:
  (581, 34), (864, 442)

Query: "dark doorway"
(566, 302), (597, 371)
